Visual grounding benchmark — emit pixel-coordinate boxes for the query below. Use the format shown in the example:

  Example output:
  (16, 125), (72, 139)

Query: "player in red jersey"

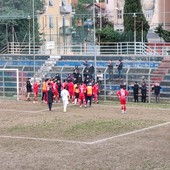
(78, 83), (87, 107)
(61, 79), (67, 90)
(116, 85), (129, 113)
(92, 82), (100, 104)
(67, 80), (75, 103)
(33, 80), (40, 103)
(52, 80), (59, 103)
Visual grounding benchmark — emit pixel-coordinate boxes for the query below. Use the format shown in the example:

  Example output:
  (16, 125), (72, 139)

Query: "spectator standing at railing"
(55, 74), (61, 81)
(140, 82), (147, 103)
(89, 64), (94, 79)
(116, 59), (123, 80)
(152, 83), (161, 103)
(83, 60), (89, 68)
(97, 70), (103, 89)
(107, 60), (114, 80)
(73, 69), (80, 84)
(131, 81), (139, 102)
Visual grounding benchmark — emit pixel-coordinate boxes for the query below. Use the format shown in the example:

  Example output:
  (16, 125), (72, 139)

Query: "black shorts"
(75, 93), (79, 98)
(27, 88), (32, 93)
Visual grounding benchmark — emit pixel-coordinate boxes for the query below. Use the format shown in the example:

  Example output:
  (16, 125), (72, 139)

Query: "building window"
(49, 16), (54, 28)
(117, 9), (122, 19)
(49, 0), (53, 6)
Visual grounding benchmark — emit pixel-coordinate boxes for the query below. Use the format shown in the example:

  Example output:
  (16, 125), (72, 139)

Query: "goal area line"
(0, 121), (169, 145)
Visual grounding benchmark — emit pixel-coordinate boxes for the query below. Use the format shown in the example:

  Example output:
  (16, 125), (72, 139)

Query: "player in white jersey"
(61, 87), (70, 112)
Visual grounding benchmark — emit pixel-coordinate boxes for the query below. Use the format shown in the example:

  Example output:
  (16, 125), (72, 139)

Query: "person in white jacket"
(61, 87), (70, 112)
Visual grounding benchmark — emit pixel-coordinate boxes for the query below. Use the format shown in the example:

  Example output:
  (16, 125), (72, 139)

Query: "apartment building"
(37, 0), (169, 47)
(105, 0), (170, 31)
(38, 0), (72, 46)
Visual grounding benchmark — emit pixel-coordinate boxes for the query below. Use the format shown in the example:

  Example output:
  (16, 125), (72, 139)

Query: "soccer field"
(0, 100), (170, 170)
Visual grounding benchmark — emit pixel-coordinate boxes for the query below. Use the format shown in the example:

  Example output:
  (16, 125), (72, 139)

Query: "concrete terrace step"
(153, 70), (168, 74)
(150, 77), (163, 82)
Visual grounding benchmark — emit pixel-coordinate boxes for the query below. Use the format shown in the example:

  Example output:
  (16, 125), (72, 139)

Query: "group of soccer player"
(31, 76), (100, 108)
(28, 70), (129, 113)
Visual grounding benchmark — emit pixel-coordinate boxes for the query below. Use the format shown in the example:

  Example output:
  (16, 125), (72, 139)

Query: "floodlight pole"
(28, 16), (31, 54)
(32, 0), (36, 78)
(93, 0), (97, 82)
(133, 13), (137, 55)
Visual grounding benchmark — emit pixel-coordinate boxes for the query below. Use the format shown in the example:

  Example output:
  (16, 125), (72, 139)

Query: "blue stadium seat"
(55, 60), (160, 68)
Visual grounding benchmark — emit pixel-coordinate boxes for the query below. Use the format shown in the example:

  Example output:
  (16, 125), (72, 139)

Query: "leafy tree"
(154, 24), (164, 42)
(97, 25), (121, 42)
(123, 0), (149, 42)
(0, 0), (45, 50)
(162, 30), (170, 42)
(155, 24), (170, 42)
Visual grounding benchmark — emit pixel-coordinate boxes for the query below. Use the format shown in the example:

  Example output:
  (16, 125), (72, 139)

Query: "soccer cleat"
(80, 105), (82, 108)
(121, 110), (124, 114)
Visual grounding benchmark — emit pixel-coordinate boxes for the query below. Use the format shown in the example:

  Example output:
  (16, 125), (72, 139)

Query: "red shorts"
(53, 91), (58, 96)
(79, 94), (85, 101)
(120, 98), (126, 105)
(34, 92), (38, 96)
(69, 91), (74, 97)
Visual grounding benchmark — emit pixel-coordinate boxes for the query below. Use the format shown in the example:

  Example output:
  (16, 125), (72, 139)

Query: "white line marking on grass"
(0, 122), (169, 145)
(0, 106), (63, 113)
(88, 121), (170, 145)
(0, 109), (38, 113)
(0, 135), (90, 145)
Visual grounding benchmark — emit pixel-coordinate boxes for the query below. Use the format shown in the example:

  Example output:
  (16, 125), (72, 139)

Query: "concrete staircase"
(36, 55), (60, 78)
(151, 57), (170, 84)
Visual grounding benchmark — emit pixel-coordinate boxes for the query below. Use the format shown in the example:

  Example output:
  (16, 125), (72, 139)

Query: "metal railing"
(1, 42), (170, 56)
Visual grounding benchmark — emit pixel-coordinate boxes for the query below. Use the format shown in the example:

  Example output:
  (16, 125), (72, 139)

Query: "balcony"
(60, 5), (72, 14)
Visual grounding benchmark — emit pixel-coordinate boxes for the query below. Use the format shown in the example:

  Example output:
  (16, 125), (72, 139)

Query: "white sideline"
(0, 121), (169, 145)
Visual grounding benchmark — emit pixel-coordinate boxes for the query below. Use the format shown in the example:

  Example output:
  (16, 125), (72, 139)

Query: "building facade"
(105, 0), (170, 32)
(38, 0), (72, 47)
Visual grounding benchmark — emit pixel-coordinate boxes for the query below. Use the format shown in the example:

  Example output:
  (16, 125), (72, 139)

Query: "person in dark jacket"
(89, 64), (94, 79)
(152, 83), (161, 103)
(55, 74), (61, 81)
(107, 60), (113, 80)
(116, 59), (123, 80)
(57, 80), (61, 102)
(131, 82), (139, 102)
(26, 78), (32, 101)
(140, 83), (147, 103)
(47, 87), (54, 111)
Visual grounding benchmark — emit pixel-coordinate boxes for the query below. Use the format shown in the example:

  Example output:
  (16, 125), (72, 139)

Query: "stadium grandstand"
(0, 0), (170, 103)
(0, 42), (170, 103)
